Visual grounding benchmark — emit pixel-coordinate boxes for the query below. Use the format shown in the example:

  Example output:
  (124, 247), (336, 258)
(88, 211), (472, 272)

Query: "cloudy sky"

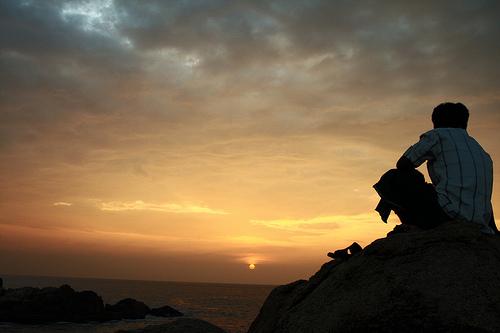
(1, 0), (499, 284)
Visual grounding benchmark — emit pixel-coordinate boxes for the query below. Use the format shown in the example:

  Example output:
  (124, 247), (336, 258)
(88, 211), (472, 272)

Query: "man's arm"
(396, 155), (415, 171)
(398, 130), (438, 169)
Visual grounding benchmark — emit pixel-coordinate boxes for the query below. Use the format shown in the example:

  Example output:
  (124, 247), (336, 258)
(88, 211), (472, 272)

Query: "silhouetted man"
(374, 102), (498, 234)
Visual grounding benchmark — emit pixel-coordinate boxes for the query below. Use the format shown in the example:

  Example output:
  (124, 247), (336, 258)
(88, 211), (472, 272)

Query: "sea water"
(0, 275), (274, 333)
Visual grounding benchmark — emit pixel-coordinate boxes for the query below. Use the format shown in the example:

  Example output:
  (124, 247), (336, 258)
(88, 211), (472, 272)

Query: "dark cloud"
(111, 0), (500, 95)
(0, 0), (498, 158)
(2, 0), (499, 116)
(0, 0), (140, 116)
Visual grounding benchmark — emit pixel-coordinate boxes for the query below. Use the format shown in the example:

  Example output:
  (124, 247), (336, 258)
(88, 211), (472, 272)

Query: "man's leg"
(417, 183), (451, 228)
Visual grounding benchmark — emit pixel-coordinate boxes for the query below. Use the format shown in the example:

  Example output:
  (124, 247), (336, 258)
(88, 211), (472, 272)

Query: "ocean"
(0, 275), (275, 333)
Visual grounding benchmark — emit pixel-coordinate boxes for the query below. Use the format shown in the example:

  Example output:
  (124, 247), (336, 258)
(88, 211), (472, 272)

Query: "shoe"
(327, 248), (349, 260)
(327, 242), (363, 260)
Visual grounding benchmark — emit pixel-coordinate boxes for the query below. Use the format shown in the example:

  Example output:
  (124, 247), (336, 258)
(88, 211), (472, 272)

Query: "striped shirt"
(403, 128), (494, 234)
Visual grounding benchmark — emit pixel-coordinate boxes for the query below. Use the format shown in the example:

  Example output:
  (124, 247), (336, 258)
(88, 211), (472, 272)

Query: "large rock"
(105, 298), (150, 320)
(249, 221), (500, 333)
(0, 283), (183, 324)
(150, 305), (183, 317)
(0, 284), (105, 323)
(116, 318), (227, 333)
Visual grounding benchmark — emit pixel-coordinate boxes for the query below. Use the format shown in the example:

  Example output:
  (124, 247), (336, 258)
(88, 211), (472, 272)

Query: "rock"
(0, 282), (183, 324)
(149, 305), (183, 317)
(105, 298), (150, 320)
(0, 284), (105, 323)
(116, 317), (227, 333)
(249, 221), (500, 333)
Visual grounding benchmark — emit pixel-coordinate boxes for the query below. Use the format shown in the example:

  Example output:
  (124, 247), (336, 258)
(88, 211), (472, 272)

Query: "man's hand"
(396, 156), (415, 171)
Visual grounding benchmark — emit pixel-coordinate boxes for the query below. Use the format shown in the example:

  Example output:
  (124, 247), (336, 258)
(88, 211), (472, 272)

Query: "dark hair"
(432, 102), (469, 129)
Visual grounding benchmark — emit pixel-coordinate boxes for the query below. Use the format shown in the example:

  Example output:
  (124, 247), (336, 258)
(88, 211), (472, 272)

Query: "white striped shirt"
(403, 128), (494, 234)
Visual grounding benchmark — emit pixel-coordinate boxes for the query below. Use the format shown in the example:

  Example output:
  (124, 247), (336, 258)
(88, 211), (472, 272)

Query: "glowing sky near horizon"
(1, 0), (499, 284)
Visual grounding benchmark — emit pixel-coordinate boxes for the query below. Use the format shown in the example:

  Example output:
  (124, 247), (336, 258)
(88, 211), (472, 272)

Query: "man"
(374, 102), (497, 234)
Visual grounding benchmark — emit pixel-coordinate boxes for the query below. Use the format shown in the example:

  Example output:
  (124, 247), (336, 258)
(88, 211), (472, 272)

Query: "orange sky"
(1, 1), (499, 284)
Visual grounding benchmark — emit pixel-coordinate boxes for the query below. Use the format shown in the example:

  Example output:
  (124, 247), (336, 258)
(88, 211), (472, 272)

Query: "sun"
(248, 263), (256, 270)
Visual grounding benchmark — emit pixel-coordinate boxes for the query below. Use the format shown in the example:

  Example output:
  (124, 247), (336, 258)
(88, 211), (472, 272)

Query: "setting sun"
(249, 264), (256, 270)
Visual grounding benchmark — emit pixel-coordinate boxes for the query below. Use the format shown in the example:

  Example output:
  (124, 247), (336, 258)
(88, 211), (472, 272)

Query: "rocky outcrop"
(0, 284), (105, 323)
(105, 298), (150, 320)
(0, 284), (183, 324)
(150, 305), (183, 317)
(116, 318), (227, 333)
(249, 221), (500, 333)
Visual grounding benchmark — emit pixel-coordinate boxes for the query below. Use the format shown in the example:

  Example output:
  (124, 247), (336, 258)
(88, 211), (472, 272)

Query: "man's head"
(432, 102), (469, 129)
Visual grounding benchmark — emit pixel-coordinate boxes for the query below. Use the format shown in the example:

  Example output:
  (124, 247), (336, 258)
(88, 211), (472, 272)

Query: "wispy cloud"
(53, 202), (73, 206)
(251, 213), (377, 233)
(99, 200), (228, 215)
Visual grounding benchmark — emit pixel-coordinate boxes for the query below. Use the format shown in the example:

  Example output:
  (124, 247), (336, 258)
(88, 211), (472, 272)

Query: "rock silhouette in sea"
(248, 221), (500, 333)
(149, 304), (184, 317)
(116, 317), (227, 333)
(105, 298), (150, 320)
(0, 284), (105, 323)
(0, 284), (183, 324)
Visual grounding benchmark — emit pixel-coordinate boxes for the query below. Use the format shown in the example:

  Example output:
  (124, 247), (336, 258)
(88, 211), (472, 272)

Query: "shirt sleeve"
(402, 130), (438, 167)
